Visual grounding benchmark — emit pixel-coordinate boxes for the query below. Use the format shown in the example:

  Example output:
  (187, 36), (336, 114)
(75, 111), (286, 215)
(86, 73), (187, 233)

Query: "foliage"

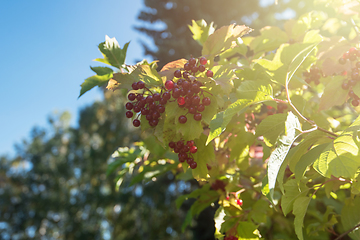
(0, 92), (211, 239)
(135, 0), (317, 68)
(80, 1), (360, 239)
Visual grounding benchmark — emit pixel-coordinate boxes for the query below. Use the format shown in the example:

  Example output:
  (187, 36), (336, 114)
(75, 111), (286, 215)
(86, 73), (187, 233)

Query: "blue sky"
(0, 1), (155, 156)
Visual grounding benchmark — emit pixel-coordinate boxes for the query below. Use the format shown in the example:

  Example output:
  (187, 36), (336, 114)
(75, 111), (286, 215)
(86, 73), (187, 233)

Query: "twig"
(335, 222), (360, 240)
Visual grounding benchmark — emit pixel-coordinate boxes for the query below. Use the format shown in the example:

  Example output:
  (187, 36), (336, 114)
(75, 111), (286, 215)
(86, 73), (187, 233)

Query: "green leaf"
(250, 26), (289, 54)
(210, 65), (237, 94)
(112, 64), (162, 91)
(250, 199), (270, 224)
(206, 81), (273, 145)
(236, 221), (260, 240)
(267, 112), (301, 201)
(79, 73), (113, 97)
(319, 76), (349, 111)
(255, 113), (287, 147)
(313, 120), (360, 178)
(188, 19), (215, 46)
(228, 132), (255, 164)
(206, 99), (252, 145)
(281, 179), (309, 216)
(286, 42), (319, 86)
(288, 131), (330, 172)
(295, 143), (329, 183)
(192, 134), (215, 180)
(94, 36), (129, 69)
(236, 80), (273, 102)
(90, 66), (113, 76)
(341, 197), (360, 240)
(293, 197), (311, 240)
(202, 24), (252, 57)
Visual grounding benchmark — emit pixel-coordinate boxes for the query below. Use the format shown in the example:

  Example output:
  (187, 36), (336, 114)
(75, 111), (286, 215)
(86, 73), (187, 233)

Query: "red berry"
(128, 93), (136, 101)
(165, 80), (174, 90)
(202, 97), (211, 106)
(133, 105), (141, 113)
(177, 97), (185, 105)
(174, 69), (182, 78)
(169, 141), (176, 148)
(146, 95), (154, 104)
(206, 70), (213, 78)
(342, 82), (349, 90)
(157, 104), (165, 113)
(188, 107), (196, 114)
(172, 88), (181, 98)
(190, 161), (197, 169)
(197, 104), (205, 112)
(184, 63), (191, 71)
(186, 157), (194, 164)
(153, 93), (161, 101)
(199, 57), (207, 65)
(137, 81), (145, 89)
(198, 65), (206, 72)
(133, 119), (141, 127)
(237, 199), (243, 206)
(191, 66), (199, 73)
(125, 111), (133, 118)
(190, 146), (197, 153)
(125, 102), (133, 110)
(188, 57), (196, 66)
(162, 91), (171, 100)
(194, 113), (202, 121)
(179, 115), (187, 124)
(132, 82), (139, 90)
(352, 99), (360, 106)
(178, 152), (188, 160)
(183, 71), (190, 79)
(343, 52), (350, 59)
(187, 140), (194, 147)
(349, 47), (357, 54)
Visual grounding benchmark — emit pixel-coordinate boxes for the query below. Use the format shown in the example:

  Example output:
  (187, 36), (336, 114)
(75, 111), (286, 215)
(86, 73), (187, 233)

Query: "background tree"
(0, 90), (213, 239)
(135, 0), (318, 68)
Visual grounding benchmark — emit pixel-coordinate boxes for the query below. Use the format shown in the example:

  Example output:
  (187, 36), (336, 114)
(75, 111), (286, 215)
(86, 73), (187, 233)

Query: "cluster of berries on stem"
(211, 179), (226, 191)
(169, 140), (198, 169)
(303, 66), (323, 85)
(338, 47), (360, 106)
(125, 56), (213, 127)
(166, 57), (212, 124)
(125, 81), (169, 127)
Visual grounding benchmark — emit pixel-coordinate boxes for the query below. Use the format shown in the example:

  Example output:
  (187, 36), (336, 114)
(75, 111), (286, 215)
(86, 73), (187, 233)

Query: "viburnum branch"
(334, 222), (360, 240)
(285, 82), (339, 138)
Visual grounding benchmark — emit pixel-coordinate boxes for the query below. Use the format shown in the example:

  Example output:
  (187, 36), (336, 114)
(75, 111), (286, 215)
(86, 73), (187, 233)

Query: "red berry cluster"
(339, 47), (360, 64)
(211, 179), (226, 191)
(224, 236), (238, 240)
(125, 81), (170, 127)
(337, 47), (360, 106)
(303, 66), (322, 85)
(166, 57), (212, 124)
(169, 140), (198, 169)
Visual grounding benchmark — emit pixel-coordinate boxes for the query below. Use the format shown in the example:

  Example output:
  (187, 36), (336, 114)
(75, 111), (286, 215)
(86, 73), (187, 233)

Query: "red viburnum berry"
(165, 80), (175, 90)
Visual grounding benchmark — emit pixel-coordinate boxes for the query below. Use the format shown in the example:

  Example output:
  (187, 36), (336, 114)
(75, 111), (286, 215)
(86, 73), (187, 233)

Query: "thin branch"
(284, 82), (339, 138)
(335, 222), (360, 240)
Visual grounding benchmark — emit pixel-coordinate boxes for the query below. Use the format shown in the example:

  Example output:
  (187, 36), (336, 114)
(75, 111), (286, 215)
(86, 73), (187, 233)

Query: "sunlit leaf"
(294, 197), (311, 240)
(319, 76), (349, 111)
(188, 19), (216, 46)
(79, 73), (113, 97)
(94, 36), (129, 69)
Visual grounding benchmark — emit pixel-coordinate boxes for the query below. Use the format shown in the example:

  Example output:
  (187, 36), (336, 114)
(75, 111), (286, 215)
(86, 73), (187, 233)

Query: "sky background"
(0, 1), (158, 156)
